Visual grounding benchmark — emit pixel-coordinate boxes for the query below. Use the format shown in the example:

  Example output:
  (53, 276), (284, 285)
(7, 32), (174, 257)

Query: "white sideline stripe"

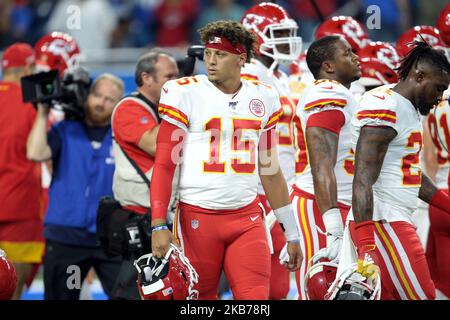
(384, 223), (427, 300)
(375, 234), (408, 300)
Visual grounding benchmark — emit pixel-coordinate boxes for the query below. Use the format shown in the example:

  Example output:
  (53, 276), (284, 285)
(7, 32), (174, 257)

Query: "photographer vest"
(111, 93), (179, 212)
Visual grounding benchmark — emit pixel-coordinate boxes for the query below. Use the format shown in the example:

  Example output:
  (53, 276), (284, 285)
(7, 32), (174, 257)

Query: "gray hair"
(134, 48), (170, 87)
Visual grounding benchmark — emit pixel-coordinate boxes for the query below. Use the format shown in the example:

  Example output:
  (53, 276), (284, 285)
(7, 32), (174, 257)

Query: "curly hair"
(198, 20), (257, 62)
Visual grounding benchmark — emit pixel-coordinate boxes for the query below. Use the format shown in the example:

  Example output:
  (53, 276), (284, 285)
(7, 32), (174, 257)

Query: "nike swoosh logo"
(372, 94), (385, 100)
(162, 87), (168, 94)
(250, 215), (259, 221)
(322, 85), (333, 90)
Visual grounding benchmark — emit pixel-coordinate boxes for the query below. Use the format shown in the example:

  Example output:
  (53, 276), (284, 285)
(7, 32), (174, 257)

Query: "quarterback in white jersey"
(348, 41), (450, 300)
(159, 73), (282, 209)
(149, 20), (302, 300)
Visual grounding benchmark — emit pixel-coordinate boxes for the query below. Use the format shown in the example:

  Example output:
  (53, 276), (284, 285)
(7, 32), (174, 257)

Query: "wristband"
(322, 208), (343, 235)
(274, 204), (301, 242)
(354, 221), (376, 253)
(151, 225), (169, 232)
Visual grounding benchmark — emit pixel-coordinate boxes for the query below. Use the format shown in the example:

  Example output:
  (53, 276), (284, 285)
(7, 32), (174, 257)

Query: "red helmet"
(134, 244), (199, 300)
(304, 249), (338, 300)
(315, 16), (369, 53)
(241, 2), (302, 65)
(436, 4), (450, 46)
(396, 25), (447, 57)
(358, 41), (400, 86)
(0, 250), (17, 300)
(34, 32), (81, 76)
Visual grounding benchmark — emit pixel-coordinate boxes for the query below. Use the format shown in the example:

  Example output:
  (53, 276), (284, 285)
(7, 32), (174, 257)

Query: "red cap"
(2, 43), (35, 69)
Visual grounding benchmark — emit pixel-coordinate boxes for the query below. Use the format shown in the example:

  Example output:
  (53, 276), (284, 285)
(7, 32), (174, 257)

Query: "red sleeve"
(150, 120), (186, 221)
(306, 109), (345, 135)
(113, 101), (158, 145)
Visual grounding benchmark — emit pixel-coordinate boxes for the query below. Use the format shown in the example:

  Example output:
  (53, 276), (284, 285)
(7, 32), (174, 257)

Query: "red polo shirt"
(0, 81), (42, 221)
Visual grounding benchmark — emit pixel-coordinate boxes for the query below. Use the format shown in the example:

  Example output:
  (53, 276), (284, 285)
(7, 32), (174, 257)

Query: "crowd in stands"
(1, 0), (448, 52)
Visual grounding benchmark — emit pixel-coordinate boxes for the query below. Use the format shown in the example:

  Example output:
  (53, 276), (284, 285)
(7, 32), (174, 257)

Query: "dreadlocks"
(396, 41), (450, 80)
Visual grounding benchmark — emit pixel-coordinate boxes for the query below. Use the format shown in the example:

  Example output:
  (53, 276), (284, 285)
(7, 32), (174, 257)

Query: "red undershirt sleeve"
(306, 109), (346, 135)
(150, 120), (186, 221)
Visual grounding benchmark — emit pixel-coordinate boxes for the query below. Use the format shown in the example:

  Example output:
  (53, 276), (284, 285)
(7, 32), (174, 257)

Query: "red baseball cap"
(2, 43), (35, 69)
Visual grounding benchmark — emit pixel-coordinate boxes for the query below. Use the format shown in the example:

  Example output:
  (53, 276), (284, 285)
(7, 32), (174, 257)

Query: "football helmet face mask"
(326, 262), (381, 300)
(315, 16), (369, 53)
(134, 244), (199, 300)
(241, 2), (302, 66)
(436, 5), (450, 46)
(396, 25), (447, 57)
(0, 249), (17, 300)
(358, 41), (400, 86)
(34, 32), (81, 76)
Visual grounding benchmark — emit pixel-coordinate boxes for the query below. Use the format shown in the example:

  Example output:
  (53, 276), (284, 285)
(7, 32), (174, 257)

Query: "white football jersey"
(428, 87), (450, 189)
(295, 79), (357, 206)
(159, 74), (282, 210)
(349, 85), (423, 223)
(241, 59), (297, 190)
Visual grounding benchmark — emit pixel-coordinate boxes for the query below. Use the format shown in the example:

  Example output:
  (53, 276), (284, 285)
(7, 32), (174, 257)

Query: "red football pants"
(174, 200), (271, 300)
(290, 186), (349, 300)
(258, 194), (290, 300)
(426, 189), (450, 298)
(349, 220), (436, 300)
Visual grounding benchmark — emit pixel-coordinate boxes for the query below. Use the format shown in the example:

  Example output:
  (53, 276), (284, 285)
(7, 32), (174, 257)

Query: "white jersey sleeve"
(354, 86), (399, 132)
(158, 77), (193, 131)
(302, 79), (349, 119)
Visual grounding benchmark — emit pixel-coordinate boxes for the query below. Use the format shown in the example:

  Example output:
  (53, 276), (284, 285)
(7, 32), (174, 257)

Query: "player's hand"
(354, 221), (380, 281)
(151, 225), (173, 259)
(315, 232), (343, 262)
(357, 248), (380, 281)
(320, 208), (344, 262)
(281, 241), (302, 271)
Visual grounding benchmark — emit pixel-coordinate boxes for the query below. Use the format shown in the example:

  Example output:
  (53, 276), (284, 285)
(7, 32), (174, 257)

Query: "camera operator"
(0, 43), (43, 300)
(109, 49), (178, 300)
(26, 73), (124, 300)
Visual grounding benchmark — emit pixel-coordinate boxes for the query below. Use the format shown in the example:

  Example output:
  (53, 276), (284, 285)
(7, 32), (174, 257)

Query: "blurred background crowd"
(1, 0), (448, 51)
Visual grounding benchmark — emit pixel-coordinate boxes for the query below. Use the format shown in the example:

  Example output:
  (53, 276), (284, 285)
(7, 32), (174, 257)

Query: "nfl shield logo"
(191, 220), (199, 229)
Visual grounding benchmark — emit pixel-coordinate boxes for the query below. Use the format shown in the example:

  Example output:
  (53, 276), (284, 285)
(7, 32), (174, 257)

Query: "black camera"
(183, 45), (205, 76)
(21, 67), (92, 120)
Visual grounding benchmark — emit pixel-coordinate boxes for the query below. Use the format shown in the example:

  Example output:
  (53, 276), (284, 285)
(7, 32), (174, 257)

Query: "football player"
(350, 41), (450, 300)
(150, 20), (302, 300)
(291, 35), (361, 299)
